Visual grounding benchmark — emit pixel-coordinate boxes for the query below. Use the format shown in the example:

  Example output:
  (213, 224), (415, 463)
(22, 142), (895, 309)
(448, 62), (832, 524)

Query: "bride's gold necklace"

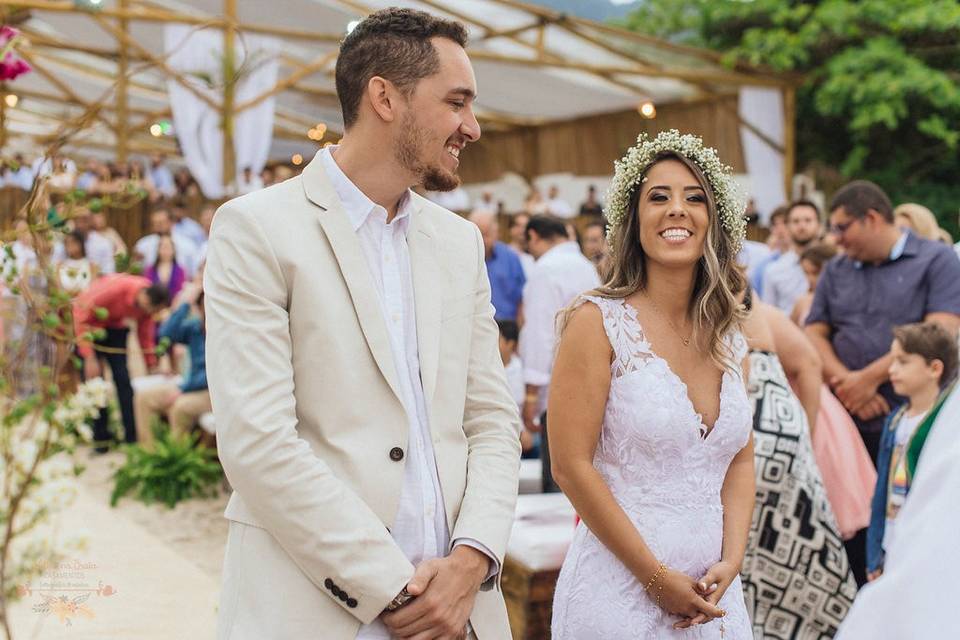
(643, 293), (693, 347)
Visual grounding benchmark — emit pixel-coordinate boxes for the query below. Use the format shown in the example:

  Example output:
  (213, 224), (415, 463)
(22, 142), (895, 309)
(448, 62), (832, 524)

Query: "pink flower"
(0, 58), (30, 81)
(0, 26), (17, 42)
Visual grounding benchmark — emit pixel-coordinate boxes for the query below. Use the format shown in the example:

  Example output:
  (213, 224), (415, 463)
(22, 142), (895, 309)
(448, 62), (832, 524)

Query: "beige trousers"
(134, 382), (212, 448)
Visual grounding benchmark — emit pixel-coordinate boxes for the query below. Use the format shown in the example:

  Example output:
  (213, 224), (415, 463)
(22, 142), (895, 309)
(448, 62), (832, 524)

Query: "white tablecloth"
(506, 493), (577, 571)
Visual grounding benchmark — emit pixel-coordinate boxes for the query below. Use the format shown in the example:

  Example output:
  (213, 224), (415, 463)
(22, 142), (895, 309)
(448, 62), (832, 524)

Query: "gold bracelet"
(656, 581), (664, 609)
(643, 562), (666, 592)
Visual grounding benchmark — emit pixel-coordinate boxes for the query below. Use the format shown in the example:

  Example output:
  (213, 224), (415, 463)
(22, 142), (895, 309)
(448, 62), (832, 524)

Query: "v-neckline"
(619, 298), (729, 441)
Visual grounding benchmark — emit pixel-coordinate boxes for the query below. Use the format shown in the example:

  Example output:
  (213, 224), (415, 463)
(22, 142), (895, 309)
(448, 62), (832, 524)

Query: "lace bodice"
(552, 295), (754, 640)
(582, 294), (752, 512)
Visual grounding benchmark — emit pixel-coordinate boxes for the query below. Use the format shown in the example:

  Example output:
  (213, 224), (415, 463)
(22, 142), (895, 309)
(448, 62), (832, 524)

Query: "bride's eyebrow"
(647, 185), (705, 191)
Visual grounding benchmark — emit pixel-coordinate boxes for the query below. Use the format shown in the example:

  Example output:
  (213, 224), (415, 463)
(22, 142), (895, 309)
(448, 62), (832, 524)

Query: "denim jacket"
(866, 408), (904, 574)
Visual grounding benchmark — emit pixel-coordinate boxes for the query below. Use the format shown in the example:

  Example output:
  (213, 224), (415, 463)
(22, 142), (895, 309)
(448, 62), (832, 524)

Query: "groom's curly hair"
(336, 8), (469, 129)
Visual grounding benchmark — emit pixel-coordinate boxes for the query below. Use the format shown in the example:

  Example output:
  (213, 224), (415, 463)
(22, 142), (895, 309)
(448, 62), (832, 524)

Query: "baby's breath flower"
(604, 129), (747, 252)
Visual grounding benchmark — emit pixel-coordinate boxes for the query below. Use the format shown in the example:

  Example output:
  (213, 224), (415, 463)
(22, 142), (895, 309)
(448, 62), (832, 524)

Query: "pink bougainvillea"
(0, 26), (31, 82)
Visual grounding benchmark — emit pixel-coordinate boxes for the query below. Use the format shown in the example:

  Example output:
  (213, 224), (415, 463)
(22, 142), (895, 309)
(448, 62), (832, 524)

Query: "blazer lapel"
(301, 155), (404, 406)
(407, 202), (443, 408)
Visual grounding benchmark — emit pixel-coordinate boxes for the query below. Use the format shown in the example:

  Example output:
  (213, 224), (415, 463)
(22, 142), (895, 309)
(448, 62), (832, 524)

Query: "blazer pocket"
(441, 291), (476, 322)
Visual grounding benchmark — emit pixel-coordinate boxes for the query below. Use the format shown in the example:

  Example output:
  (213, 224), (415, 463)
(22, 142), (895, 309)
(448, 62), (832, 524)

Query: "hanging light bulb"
(4, 94), (18, 108)
(291, 153), (304, 165)
(149, 123), (163, 137)
(638, 101), (656, 119)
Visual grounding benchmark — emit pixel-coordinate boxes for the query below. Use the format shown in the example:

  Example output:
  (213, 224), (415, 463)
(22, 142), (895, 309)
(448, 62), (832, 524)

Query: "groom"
(204, 8), (521, 640)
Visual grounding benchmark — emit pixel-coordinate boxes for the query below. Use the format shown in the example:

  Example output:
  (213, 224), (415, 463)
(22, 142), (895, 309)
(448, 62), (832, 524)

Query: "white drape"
(164, 26), (279, 199)
(836, 385), (960, 639)
(738, 87), (786, 224)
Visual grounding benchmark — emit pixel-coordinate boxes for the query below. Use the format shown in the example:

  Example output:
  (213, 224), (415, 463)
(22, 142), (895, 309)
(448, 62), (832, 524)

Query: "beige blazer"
(204, 155), (521, 639)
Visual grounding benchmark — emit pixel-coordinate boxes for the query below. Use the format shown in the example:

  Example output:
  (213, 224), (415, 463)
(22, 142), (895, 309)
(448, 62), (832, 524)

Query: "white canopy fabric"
(2, 0), (790, 181)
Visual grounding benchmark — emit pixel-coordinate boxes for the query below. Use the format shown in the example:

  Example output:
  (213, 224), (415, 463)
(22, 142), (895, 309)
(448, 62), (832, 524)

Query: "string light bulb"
(639, 101), (656, 119)
(149, 123), (163, 137)
(4, 94), (18, 108)
(291, 153), (304, 165)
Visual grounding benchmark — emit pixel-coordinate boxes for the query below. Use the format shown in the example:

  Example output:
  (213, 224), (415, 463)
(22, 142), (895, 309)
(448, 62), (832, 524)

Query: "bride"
(549, 130), (755, 638)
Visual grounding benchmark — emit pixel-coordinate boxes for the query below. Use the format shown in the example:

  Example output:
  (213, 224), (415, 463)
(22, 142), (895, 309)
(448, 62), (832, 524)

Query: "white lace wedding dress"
(551, 296), (754, 639)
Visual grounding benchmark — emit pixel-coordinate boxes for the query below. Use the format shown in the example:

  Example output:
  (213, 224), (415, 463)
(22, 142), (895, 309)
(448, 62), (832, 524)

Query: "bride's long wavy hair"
(559, 151), (745, 371)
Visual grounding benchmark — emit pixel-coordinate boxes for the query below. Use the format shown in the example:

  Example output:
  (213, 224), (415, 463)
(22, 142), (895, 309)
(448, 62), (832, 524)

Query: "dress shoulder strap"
(575, 294), (654, 378)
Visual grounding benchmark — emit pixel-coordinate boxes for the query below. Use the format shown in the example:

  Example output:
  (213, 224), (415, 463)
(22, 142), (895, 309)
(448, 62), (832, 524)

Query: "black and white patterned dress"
(742, 350), (858, 639)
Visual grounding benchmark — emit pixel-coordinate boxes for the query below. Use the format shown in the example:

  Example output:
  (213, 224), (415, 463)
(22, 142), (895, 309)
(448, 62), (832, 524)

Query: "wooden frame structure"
(0, 0), (798, 194)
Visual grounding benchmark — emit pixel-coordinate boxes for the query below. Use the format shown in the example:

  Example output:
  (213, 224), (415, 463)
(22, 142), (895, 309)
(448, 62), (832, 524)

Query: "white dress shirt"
(519, 241), (600, 414)
(761, 250), (809, 312)
(320, 148), (493, 640)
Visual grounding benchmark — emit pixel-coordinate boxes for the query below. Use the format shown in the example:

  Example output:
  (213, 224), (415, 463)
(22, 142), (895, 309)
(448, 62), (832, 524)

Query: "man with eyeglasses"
(804, 179), (960, 586)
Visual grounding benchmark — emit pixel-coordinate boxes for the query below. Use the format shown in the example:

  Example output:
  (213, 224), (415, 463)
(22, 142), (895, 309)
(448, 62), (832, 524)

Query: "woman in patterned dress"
(740, 289), (858, 639)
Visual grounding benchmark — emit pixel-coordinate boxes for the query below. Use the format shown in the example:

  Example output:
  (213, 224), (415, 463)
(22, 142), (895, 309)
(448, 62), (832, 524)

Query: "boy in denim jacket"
(867, 322), (958, 580)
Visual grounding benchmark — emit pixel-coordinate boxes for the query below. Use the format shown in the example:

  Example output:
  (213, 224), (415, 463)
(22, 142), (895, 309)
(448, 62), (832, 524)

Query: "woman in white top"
(550, 131), (755, 638)
(57, 230), (95, 294)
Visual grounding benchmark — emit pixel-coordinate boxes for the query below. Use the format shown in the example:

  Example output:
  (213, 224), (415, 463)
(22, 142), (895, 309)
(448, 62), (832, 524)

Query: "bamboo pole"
(116, 0), (130, 162)
(222, 0), (237, 190)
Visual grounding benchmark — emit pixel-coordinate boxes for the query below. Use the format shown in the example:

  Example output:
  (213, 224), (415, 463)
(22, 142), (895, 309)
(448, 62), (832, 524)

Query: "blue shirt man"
(805, 182), (960, 461)
(486, 241), (526, 321)
(469, 210), (525, 321)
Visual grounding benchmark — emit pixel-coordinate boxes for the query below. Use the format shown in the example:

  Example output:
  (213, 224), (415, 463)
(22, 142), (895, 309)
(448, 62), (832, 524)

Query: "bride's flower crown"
(604, 129), (747, 252)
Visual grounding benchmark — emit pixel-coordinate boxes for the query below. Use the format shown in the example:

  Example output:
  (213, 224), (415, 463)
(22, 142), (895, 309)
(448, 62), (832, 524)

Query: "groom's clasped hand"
(381, 546), (489, 640)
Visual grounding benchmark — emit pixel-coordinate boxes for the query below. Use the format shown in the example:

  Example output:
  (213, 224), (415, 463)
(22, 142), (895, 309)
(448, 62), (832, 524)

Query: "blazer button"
(324, 578), (333, 590)
(389, 447), (404, 462)
(338, 591), (349, 602)
(331, 586), (342, 597)
(346, 598), (358, 609)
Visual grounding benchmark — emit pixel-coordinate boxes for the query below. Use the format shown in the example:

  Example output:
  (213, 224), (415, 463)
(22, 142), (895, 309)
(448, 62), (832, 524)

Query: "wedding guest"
(497, 319), (533, 457)
(549, 133), (753, 636)
(74, 274), (170, 450)
(52, 208), (115, 275)
(470, 190), (497, 217)
(805, 180), (960, 584)
(762, 200), (822, 312)
(524, 188), (547, 215)
(91, 210), (127, 258)
(507, 212), (535, 277)
(56, 230), (95, 295)
(469, 210), (525, 321)
(751, 205), (790, 293)
(545, 184), (573, 218)
(7, 153), (33, 190)
(149, 153), (177, 198)
(893, 203), (939, 241)
(739, 287), (857, 637)
(145, 235), (186, 302)
(581, 219), (609, 277)
(791, 241), (877, 543)
(790, 242), (836, 326)
(172, 203), (206, 248)
(135, 208), (200, 277)
(519, 214), (599, 492)
(236, 165), (264, 195)
(866, 322), (958, 581)
(806, 181), (960, 458)
(579, 184), (604, 218)
(134, 287), (210, 448)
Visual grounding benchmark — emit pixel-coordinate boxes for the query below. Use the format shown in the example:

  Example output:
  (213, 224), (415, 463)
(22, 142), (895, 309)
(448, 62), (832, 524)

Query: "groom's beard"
(394, 113), (462, 193)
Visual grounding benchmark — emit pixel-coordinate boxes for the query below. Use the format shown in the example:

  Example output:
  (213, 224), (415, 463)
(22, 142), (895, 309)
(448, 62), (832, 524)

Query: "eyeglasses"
(829, 218), (859, 235)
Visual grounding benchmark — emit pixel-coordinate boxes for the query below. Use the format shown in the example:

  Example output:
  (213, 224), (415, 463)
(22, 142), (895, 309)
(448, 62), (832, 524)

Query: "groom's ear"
(366, 76), (400, 124)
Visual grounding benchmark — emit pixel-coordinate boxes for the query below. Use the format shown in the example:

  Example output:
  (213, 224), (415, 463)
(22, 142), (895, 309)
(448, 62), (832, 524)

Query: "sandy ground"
(8, 450), (229, 639)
